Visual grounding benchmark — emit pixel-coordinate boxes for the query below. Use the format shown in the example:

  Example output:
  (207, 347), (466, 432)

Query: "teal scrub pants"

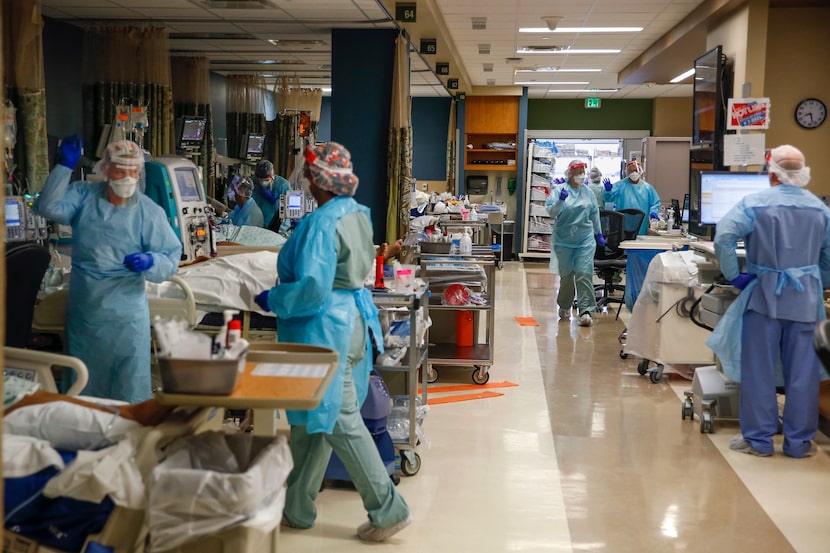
(283, 315), (410, 529)
(554, 243), (597, 316)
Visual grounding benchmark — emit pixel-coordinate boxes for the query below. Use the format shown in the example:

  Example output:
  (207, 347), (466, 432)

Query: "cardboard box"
(2, 533), (61, 553)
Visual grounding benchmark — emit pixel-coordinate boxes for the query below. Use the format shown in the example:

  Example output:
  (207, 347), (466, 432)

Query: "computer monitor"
(178, 117), (207, 147)
(681, 193), (690, 223)
(242, 133), (265, 158)
(699, 171), (769, 226)
(174, 167), (203, 202)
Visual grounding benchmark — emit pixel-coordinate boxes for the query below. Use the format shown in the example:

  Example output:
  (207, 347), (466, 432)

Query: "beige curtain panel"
(274, 76), (323, 122)
(171, 57), (211, 105)
(227, 75), (267, 115)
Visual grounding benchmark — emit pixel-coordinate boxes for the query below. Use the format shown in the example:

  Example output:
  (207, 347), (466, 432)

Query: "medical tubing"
(688, 283), (717, 331)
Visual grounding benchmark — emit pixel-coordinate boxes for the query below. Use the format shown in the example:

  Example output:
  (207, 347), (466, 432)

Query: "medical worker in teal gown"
(254, 142), (411, 542)
(602, 159), (661, 235)
(228, 176), (265, 227)
(251, 159), (291, 232)
(546, 159), (605, 327)
(707, 144), (830, 458)
(34, 138), (181, 403)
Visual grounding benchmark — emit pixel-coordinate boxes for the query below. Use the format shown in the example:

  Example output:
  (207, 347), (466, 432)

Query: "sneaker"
(558, 307), (570, 320)
(578, 313), (593, 327)
(729, 434), (772, 457)
(785, 441), (818, 458)
(357, 516), (412, 542)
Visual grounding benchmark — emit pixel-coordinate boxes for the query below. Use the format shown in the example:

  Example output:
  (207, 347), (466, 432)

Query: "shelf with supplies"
(419, 255), (496, 385)
(464, 132), (518, 171)
(372, 283), (429, 477)
(520, 140), (555, 259)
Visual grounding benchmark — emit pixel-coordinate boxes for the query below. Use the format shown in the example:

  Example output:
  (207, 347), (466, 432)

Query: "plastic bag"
(146, 432), (292, 552)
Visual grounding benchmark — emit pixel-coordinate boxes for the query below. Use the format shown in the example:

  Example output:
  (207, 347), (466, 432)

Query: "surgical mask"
(573, 173), (585, 183)
(628, 171), (641, 183)
(110, 176), (138, 198)
(590, 177), (602, 184)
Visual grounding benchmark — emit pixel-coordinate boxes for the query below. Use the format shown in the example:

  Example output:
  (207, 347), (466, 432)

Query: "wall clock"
(794, 98), (826, 129)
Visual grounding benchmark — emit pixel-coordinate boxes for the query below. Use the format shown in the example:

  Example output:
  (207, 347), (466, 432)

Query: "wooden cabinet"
(464, 96), (519, 172)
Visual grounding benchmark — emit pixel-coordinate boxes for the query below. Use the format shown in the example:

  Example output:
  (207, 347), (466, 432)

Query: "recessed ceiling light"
(517, 47), (621, 54)
(513, 81), (590, 85)
(514, 68), (601, 73)
(519, 27), (642, 33)
(258, 60), (276, 64)
(670, 68), (695, 83)
(541, 88), (619, 93)
(267, 39), (278, 45)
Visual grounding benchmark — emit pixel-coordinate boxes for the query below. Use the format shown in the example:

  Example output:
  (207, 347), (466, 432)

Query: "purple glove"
(58, 134), (82, 170)
(258, 184), (277, 204)
(255, 290), (272, 312)
(730, 273), (756, 290)
(553, 177), (567, 185)
(603, 178), (612, 191)
(649, 212), (660, 220)
(124, 253), (153, 272)
(596, 233), (606, 247)
(558, 188), (569, 201)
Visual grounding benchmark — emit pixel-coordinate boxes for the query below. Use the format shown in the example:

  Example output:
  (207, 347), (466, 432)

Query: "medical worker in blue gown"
(602, 159), (661, 235)
(707, 145), (830, 458)
(251, 159), (291, 232)
(254, 142), (411, 542)
(34, 138), (181, 403)
(228, 176), (265, 227)
(546, 159), (606, 327)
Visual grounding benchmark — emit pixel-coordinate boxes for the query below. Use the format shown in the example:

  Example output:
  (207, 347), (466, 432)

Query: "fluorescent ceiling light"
(670, 68), (695, 83)
(542, 88), (619, 93)
(514, 68), (601, 73)
(519, 27), (642, 33)
(517, 48), (621, 54)
(321, 87), (332, 93)
(514, 81), (590, 85)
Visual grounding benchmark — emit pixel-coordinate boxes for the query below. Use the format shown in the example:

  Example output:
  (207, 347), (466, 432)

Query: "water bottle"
(450, 239), (461, 255)
(460, 227), (473, 255)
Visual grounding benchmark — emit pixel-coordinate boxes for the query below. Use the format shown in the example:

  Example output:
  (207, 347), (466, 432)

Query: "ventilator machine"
(144, 156), (215, 263)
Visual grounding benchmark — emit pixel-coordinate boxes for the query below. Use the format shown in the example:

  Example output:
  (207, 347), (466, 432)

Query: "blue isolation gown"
(229, 197), (265, 227)
(706, 184), (830, 456)
(34, 165), (181, 402)
(602, 177), (661, 235)
(546, 182), (601, 314)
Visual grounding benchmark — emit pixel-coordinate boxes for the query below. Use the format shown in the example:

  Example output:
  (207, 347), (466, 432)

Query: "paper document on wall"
(252, 363), (329, 378)
(724, 134), (766, 166)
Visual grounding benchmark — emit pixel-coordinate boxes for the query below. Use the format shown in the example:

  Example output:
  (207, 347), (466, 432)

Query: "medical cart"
(421, 255), (496, 385)
(373, 283), (430, 476)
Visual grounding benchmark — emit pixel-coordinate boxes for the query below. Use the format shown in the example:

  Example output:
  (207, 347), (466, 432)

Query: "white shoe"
(558, 308), (570, 320)
(578, 313), (593, 327)
(357, 515), (412, 542)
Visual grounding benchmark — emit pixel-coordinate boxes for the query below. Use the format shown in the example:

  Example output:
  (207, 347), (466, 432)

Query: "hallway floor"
(279, 262), (830, 552)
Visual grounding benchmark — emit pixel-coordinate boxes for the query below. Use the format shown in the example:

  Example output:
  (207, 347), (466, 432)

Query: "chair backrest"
(617, 208), (646, 241)
(5, 243), (51, 348)
(596, 210), (625, 261)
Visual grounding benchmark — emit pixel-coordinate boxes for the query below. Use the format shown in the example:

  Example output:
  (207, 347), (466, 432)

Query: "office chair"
(5, 243), (51, 348)
(594, 210), (626, 312)
(617, 208), (646, 241)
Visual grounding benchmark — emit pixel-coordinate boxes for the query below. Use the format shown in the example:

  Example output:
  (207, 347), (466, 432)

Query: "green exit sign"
(585, 97), (601, 109)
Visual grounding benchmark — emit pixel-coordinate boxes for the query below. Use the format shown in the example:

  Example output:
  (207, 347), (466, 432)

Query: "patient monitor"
(144, 156), (211, 264)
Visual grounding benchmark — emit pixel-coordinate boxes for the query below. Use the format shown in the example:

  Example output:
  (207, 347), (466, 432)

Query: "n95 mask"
(110, 176), (138, 198)
(628, 171), (641, 183)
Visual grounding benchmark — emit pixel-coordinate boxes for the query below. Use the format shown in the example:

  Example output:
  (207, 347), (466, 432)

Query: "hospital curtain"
(171, 56), (216, 198)
(2, 0), (49, 192)
(226, 75), (266, 161)
(81, 26), (174, 159)
(446, 98), (457, 193)
(271, 76), (323, 179)
(386, 33), (413, 243)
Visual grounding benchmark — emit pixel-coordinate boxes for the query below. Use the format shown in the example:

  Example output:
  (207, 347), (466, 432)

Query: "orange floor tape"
(514, 316), (539, 326)
(418, 381), (518, 395)
(427, 391), (503, 405)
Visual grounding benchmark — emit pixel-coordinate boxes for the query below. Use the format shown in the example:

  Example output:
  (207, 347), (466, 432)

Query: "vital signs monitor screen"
(175, 168), (202, 202)
(699, 171), (769, 226)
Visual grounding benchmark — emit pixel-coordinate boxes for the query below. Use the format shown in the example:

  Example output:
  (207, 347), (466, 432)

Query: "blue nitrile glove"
(553, 177), (567, 185)
(58, 134), (83, 170)
(596, 233), (607, 247)
(558, 188), (569, 201)
(603, 178), (612, 191)
(124, 253), (153, 272)
(649, 212), (660, 220)
(255, 290), (272, 312)
(258, 184), (277, 204)
(730, 273), (756, 290)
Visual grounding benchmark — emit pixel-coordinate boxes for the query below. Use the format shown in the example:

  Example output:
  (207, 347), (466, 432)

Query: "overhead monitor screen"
(699, 172), (769, 226)
(180, 118), (206, 144)
(174, 168), (203, 202)
(246, 134), (265, 155)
